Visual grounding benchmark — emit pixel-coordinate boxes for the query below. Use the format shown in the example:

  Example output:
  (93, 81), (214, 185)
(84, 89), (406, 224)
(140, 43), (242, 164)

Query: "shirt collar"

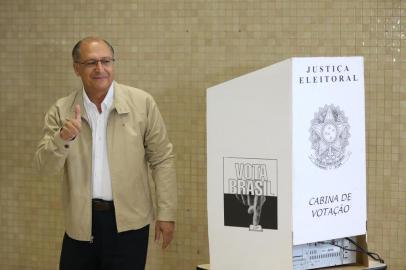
(82, 82), (115, 112)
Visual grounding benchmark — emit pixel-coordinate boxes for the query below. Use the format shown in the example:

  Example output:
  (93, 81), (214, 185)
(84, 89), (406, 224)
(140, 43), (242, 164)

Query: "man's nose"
(95, 60), (104, 71)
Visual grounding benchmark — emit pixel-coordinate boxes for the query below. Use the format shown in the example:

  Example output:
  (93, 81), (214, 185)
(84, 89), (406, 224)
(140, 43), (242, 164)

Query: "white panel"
(291, 57), (366, 245)
(207, 59), (293, 270)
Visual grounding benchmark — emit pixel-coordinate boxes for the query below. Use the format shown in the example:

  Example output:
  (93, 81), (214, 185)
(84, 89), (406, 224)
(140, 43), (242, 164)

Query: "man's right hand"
(60, 104), (82, 141)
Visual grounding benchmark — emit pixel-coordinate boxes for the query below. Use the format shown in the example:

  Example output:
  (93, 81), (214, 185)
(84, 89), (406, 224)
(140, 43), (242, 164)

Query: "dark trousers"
(60, 201), (149, 270)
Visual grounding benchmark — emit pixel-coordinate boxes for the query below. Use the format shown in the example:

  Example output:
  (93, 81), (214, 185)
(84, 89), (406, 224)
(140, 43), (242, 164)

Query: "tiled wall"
(0, 0), (404, 269)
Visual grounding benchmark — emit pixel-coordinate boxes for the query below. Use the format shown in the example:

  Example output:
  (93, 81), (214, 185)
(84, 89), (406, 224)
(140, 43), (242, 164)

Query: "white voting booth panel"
(207, 57), (367, 270)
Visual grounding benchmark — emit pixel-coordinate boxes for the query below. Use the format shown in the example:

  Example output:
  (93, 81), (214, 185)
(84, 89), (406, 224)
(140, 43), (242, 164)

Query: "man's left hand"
(155, 220), (175, 249)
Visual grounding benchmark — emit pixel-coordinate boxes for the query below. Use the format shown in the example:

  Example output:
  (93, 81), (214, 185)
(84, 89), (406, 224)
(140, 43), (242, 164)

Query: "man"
(35, 37), (177, 270)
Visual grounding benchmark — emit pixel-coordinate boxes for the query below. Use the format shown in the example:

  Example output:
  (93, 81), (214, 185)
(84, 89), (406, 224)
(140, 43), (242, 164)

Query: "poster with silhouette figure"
(223, 157), (278, 231)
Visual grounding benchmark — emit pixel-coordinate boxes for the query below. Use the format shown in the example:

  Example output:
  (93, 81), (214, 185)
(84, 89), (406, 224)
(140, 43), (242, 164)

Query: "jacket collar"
(73, 81), (130, 120)
(111, 81), (130, 114)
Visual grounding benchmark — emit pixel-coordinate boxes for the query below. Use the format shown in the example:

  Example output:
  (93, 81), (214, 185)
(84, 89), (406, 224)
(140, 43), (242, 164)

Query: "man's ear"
(73, 63), (80, 76)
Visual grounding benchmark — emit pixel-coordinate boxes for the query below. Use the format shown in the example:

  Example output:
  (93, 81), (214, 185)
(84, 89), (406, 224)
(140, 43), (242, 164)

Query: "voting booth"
(206, 57), (368, 270)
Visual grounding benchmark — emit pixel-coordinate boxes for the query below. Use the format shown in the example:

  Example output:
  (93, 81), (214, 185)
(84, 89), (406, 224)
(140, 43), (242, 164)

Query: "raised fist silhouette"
(235, 193), (266, 226)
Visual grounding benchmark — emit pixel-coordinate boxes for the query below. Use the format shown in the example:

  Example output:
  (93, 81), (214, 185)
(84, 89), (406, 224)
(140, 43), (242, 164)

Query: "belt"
(92, 199), (114, 211)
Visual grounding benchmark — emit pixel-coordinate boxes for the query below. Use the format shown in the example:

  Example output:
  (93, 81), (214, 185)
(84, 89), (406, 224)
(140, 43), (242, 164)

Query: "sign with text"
(292, 57), (366, 245)
(223, 157), (278, 231)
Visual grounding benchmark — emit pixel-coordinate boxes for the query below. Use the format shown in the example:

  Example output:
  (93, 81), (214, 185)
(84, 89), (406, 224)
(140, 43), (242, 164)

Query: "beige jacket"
(35, 82), (177, 241)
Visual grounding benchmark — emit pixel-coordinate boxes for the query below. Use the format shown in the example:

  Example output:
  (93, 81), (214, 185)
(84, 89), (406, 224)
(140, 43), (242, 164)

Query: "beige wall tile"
(0, 0), (404, 269)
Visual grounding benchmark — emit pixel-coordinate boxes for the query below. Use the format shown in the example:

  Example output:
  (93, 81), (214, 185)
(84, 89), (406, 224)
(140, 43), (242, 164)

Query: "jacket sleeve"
(34, 105), (71, 176)
(144, 97), (177, 222)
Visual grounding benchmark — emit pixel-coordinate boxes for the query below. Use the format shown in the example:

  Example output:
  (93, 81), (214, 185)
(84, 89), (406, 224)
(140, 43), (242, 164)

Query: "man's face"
(73, 40), (115, 94)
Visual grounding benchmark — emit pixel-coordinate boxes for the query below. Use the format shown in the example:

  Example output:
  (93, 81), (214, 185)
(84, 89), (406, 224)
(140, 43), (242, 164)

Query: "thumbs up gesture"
(60, 104), (82, 141)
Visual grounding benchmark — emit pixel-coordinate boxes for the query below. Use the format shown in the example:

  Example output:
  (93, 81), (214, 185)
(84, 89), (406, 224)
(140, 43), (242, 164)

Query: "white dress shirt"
(83, 83), (114, 201)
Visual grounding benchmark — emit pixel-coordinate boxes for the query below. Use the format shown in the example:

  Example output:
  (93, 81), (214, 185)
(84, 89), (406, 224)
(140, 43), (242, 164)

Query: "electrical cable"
(321, 238), (384, 264)
(345, 237), (384, 264)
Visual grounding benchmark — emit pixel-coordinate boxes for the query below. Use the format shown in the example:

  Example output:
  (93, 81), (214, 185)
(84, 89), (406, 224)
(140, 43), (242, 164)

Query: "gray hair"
(72, 37), (114, 61)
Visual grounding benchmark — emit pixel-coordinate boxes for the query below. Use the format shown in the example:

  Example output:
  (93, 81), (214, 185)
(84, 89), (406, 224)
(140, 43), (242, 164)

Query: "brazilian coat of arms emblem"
(309, 104), (351, 169)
